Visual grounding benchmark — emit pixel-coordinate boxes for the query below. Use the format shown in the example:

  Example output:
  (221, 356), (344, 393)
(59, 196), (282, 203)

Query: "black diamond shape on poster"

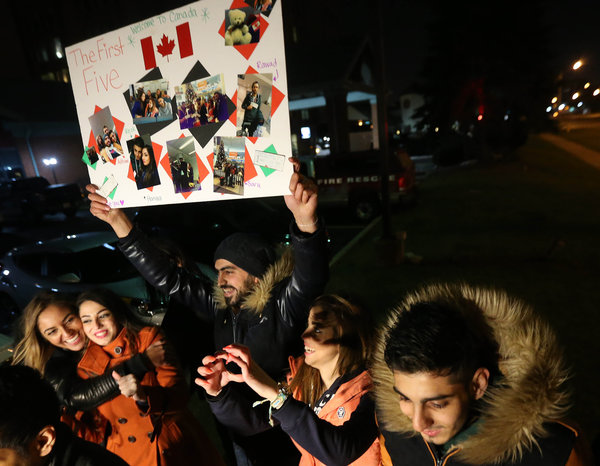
(123, 68), (176, 135)
(187, 95), (237, 148)
(182, 61), (210, 83)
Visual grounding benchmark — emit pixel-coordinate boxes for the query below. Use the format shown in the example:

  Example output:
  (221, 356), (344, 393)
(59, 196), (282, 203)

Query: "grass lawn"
(324, 134), (600, 444)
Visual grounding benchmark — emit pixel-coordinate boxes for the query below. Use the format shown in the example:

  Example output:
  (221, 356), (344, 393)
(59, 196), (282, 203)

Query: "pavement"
(539, 132), (600, 170)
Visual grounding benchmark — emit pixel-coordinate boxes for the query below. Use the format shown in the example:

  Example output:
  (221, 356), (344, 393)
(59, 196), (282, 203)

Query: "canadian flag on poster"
(140, 22), (193, 70)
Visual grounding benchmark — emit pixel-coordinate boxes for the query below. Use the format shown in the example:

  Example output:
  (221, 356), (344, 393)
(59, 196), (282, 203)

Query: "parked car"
(0, 176), (85, 225)
(300, 147), (418, 222)
(0, 230), (207, 345)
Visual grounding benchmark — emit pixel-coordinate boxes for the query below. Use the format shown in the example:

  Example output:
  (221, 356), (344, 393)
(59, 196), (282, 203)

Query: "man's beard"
(222, 275), (257, 307)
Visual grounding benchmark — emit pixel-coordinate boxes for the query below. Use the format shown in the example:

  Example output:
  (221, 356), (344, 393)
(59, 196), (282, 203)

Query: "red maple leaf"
(156, 34), (176, 61)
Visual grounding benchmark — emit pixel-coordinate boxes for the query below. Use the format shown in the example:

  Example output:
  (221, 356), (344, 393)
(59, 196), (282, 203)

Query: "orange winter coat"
(77, 326), (223, 466)
(284, 357), (381, 466)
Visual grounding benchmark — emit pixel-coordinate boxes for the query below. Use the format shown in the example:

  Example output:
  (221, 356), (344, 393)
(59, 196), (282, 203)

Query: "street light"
(42, 157), (58, 184)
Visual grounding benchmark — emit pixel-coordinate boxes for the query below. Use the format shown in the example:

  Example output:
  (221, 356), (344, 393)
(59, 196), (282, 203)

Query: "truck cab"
(300, 147), (417, 221)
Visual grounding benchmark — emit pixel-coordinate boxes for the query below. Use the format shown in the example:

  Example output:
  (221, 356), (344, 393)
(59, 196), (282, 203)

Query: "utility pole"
(375, 0), (393, 239)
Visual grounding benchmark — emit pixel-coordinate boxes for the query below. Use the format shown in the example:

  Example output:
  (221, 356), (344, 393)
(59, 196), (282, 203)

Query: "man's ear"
(471, 367), (490, 400)
(35, 426), (56, 457)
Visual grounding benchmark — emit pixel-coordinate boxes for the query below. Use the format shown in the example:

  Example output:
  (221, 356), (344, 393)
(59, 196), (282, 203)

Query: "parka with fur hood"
(371, 283), (591, 466)
(117, 221), (329, 381)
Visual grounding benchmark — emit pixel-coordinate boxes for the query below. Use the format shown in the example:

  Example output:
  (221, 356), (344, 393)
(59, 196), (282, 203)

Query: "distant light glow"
(300, 127), (311, 139)
(558, 103), (566, 110)
(546, 106), (552, 113)
(573, 60), (583, 70)
(357, 120), (363, 127)
(477, 114), (483, 121)
(395, 130), (401, 135)
(434, 127), (439, 133)
(584, 82), (590, 89)
(42, 157), (57, 166)
(551, 97), (558, 104)
(594, 89), (600, 96)
(504, 114), (509, 121)
(572, 92), (580, 100)
(56, 51), (63, 59)
(552, 111), (559, 118)
(577, 101), (583, 107)
(2, 269), (9, 276)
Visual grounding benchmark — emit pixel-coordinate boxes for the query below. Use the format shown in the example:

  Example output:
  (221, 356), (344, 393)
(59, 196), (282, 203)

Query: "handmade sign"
(66, 0), (290, 208)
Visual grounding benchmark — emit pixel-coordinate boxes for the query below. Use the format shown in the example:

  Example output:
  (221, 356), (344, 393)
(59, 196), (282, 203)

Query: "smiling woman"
(73, 287), (224, 466)
(199, 294), (382, 465)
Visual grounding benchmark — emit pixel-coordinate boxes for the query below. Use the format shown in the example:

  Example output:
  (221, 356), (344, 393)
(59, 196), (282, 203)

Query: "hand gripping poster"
(66, 0), (290, 208)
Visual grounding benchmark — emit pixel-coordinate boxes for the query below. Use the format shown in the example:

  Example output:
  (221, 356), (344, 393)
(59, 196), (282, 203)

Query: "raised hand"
(195, 352), (235, 397)
(284, 157), (318, 234)
(221, 344), (279, 402)
(86, 184), (133, 238)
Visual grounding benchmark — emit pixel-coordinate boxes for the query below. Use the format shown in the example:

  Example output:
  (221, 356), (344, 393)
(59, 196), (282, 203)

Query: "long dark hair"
(76, 288), (146, 353)
(288, 294), (373, 408)
(140, 145), (158, 185)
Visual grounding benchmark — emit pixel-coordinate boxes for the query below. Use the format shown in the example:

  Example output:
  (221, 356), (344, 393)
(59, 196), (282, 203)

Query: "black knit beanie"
(214, 232), (276, 278)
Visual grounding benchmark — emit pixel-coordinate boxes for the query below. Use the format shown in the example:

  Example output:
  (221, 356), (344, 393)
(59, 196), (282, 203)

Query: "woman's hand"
(112, 371), (146, 402)
(144, 338), (176, 368)
(221, 344), (279, 402)
(195, 352), (236, 397)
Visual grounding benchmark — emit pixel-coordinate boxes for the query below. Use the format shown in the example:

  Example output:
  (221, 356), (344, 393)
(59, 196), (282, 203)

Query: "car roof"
(7, 231), (119, 255)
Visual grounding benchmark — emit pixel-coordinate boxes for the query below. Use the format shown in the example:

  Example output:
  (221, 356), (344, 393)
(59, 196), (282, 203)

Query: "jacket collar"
(212, 247), (293, 316)
(317, 369), (372, 418)
(77, 327), (130, 375)
(371, 283), (570, 465)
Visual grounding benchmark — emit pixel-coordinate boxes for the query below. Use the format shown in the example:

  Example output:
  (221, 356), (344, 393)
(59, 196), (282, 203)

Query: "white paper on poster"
(65, 0), (291, 209)
(254, 150), (285, 171)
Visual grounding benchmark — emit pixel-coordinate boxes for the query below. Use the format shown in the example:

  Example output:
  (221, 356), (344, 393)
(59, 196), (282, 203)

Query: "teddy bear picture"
(224, 9), (253, 46)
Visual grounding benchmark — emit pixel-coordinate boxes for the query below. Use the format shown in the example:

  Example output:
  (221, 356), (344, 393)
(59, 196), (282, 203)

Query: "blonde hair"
(288, 294), (373, 408)
(11, 291), (78, 374)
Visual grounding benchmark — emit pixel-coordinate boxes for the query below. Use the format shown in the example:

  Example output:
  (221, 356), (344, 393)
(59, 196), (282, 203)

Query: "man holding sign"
(86, 159), (328, 465)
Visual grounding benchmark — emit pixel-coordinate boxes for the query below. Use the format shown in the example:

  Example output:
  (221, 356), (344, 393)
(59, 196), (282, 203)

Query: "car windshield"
(13, 243), (141, 283)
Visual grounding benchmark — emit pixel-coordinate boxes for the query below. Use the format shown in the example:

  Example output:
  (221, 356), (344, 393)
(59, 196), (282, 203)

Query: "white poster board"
(66, 0), (291, 208)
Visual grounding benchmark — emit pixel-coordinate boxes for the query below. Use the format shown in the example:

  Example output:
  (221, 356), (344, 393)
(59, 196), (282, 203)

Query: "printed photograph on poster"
(224, 7), (261, 46)
(237, 73), (272, 138)
(88, 108), (123, 163)
(174, 74), (229, 130)
(127, 135), (161, 190)
(166, 136), (201, 194)
(84, 146), (100, 166)
(213, 136), (244, 196)
(243, 0), (277, 16)
(128, 79), (174, 123)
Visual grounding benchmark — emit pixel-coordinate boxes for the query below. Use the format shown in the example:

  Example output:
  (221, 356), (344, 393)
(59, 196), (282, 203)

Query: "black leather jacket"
(45, 348), (150, 412)
(118, 221), (329, 380)
(48, 422), (129, 465)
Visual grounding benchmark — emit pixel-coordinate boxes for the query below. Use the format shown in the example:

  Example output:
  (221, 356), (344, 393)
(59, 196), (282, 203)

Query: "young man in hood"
(372, 283), (593, 466)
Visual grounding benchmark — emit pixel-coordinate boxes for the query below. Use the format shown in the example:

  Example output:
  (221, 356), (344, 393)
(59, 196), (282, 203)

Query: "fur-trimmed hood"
(212, 247), (294, 316)
(371, 283), (571, 465)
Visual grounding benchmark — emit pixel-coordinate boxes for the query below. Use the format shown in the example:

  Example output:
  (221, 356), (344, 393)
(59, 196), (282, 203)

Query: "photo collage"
(74, 0), (286, 206)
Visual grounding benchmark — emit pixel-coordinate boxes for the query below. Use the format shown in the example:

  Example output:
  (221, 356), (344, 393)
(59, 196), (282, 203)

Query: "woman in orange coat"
(199, 294), (381, 466)
(76, 287), (224, 466)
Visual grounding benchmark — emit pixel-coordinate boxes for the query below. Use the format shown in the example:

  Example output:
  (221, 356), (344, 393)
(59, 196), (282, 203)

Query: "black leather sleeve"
(45, 352), (150, 412)
(117, 225), (216, 320)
